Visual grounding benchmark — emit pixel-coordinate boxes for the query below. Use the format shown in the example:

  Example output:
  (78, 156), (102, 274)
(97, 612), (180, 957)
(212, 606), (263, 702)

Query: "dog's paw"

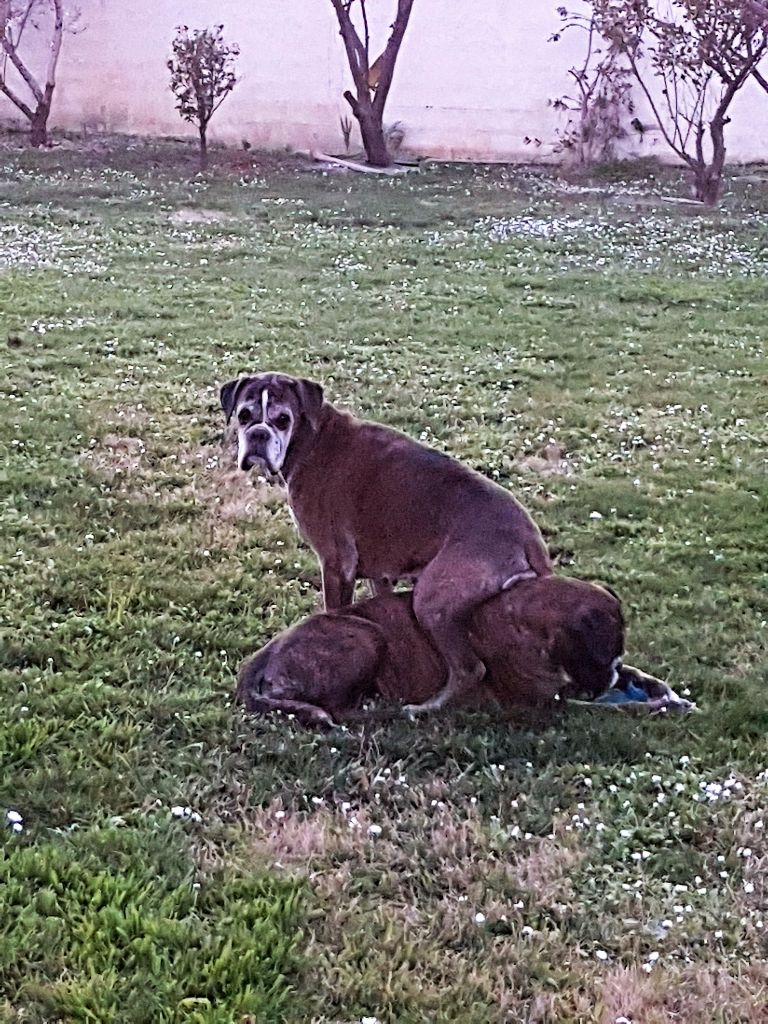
(402, 702), (431, 721)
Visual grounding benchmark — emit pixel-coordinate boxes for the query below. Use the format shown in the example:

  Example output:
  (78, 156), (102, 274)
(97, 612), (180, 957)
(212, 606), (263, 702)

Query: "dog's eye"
(238, 407), (253, 425)
(274, 414), (291, 431)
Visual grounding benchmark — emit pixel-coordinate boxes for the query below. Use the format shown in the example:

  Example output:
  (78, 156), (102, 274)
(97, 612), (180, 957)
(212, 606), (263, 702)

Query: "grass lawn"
(1, 138), (767, 1023)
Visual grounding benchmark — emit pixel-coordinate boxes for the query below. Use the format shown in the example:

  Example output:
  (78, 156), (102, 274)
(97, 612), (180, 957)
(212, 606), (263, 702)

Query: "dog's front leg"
(321, 536), (358, 610)
(322, 562), (356, 610)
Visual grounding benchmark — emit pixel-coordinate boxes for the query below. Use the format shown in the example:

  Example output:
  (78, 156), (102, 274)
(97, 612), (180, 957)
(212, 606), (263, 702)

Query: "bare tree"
(593, 0), (768, 204)
(549, 4), (634, 167)
(329, 0), (414, 167)
(0, 0), (65, 146)
(168, 24), (239, 172)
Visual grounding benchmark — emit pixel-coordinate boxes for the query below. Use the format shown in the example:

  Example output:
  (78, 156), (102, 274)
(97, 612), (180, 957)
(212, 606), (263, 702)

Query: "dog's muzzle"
(239, 422), (288, 474)
(239, 425), (272, 471)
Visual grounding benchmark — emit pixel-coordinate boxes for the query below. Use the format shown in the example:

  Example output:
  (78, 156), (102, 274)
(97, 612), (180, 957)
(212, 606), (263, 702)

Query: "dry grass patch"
(598, 961), (768, 1024)
(184, 445), (273, 522)
(516, 442), (575, 478)
(79, 433), (146, 478)
(510, 824), (584, 905)
(169, 207), (234, 225)
(733, 804), (768, 946)
(81, 430), (275, 545)
(229, 797), (595, 1020)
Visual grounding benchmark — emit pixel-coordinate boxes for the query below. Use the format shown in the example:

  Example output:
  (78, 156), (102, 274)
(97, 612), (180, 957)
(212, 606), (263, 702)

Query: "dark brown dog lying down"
(236, 575), (627, 728)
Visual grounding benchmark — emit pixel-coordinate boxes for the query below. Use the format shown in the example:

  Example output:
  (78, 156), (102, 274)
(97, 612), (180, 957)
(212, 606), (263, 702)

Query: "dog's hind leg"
(237, 613), (388, 727)
(241, 692), (336, 729)
(406, 555), (500, 714)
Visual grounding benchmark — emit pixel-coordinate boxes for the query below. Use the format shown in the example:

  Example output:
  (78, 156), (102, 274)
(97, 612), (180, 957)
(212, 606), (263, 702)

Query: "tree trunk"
(331, 0), (414, 169)
(344, 90), (389, 167)
(693, 118), (727, 206)
(199, 124), (208, 171)
(29, 102), (50, 147)
(692, 166), (721, 205)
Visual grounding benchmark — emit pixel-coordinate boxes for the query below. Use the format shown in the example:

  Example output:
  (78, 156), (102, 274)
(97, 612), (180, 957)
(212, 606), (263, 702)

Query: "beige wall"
(3, 0), (768, 163)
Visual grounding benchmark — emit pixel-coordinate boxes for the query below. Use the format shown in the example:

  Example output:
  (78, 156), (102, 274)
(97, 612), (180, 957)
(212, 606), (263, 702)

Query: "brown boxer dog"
(220, 372), (553, 715)
(236, 575), (625, 728)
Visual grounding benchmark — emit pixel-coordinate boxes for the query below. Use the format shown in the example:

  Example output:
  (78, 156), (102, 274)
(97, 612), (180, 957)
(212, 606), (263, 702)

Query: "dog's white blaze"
(237, 429), (248, 469)
(260, 388), (289, 472)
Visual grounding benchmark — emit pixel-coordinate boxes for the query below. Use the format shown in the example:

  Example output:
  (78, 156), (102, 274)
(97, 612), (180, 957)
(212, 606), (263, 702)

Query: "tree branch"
(1, 32), (43, 104)
(744, 0), (768, 24)
(0, 75), (34, 120)
(625, 46), (695, 167)
(372, 0), (415, 117)
(329, 0), (369, 96)
(43, 0), (63, 99)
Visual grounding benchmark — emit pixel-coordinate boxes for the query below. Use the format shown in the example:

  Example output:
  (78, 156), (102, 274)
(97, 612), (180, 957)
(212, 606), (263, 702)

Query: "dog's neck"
(281, 403), (351, 490)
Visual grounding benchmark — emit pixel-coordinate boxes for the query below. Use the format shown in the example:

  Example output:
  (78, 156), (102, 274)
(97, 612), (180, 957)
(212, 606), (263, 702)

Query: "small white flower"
(589, 510), (603, 519)
(360, 1017), (380, 1024)
(595, 949), (609, 961)
(743, 881), (755, 894)
(171, 805), (201, 822)
(474, 912), (486, 925)
(6, 810), (23, 824)
(367, 824), (382, 837)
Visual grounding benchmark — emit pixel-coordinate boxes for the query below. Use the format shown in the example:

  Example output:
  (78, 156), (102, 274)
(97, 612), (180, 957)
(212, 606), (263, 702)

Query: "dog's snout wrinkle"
(247, 424), (271, 440)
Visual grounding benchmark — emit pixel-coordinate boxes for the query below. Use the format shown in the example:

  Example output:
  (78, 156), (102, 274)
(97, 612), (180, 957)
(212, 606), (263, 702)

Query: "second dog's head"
(220, 372), (324, 474)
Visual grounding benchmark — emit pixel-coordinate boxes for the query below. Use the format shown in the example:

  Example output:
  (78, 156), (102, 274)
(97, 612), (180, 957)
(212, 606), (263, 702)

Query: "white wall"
(3, 0), (768, 163)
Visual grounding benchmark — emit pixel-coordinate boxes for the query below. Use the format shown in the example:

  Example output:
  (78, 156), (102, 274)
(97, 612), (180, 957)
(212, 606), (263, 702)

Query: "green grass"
(1, 138), (767, 1023)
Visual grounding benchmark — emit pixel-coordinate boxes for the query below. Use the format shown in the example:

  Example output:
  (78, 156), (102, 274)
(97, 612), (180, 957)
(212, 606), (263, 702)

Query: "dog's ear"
(220, 377), (249, 423)
(294, 378), (324, 430)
